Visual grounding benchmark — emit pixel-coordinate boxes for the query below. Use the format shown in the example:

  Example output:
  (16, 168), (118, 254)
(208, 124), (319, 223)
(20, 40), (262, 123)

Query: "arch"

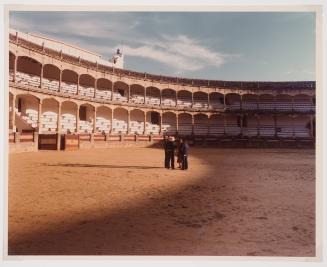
(208, 114), (224, 136)
(193, 91), (209, 109)
(177, 90), (192, 108)
(258, 114), (275, 137)
(113, 81), (129, 102)
(178, 113), (192, 135)
(78, 103), (95, 133)
(61, 101), (78, 133)
(258, 94), (275, 111)
(225, 113), (241, 136)
(146, 111), (160, 135)
(96, 106), (112, 134)
(145, 86), (160, 106)
(209, 92), (224, 109)
(112, 107), (128, 134)
(162, 111), (177, 135)
(225, 93), (241, 111)
(242, 94), (258, 111)
(96, 78), (113, 100)
(61, 69), (78, 94)
(79, 74), (95, 98)
(130, 84), (145, 104)
(43, 64), (60, 92)
(293, 94), (313, 112)
(15, 94), (40, 132)
(162, 88), (176, 107)
(275, 94), (292, 112)
(130, 109), (145, 134)
(16, 56), (42, 88)
(194, 113), (208, 135)
(41, 98), (60, 133)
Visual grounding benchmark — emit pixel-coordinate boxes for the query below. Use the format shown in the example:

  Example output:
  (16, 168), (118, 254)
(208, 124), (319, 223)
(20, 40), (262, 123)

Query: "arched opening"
(61, 101), (78, 133)
(276, 94), (292, 112)
(209, 92), (224, 109)
(112, 108), (128, 134)
(130, 109), (145, 134)
(178, 113), (192, 136)
(242, 94), (258, 111)
(258, 114), (275, 137)
(79, 103), (95, 133)
(294, 115), (311, 138)
(177, 90), (192, 108)
(242, 114), (258, 137)
(208, 114), (224, 136)
(43, 64), (60, 92)
(130, 84), (145, 104)
(225, 93), (241, 111)
(61, 69), (78, 94)
(96, 106), (112, 134)
(146, 111), (160, 135)
(146, 87), (160, 106)
(225, 114), (241, 136)
(258, 94), (275, 111)
(194, 114), (208, 135)
(276, 115), (293, 138)
(162, 89), (176, 107)
(193, 92), (208, 109)
(79, 74), (95, 98)
(15, 94), (39, 132)
(162, 112), (177, 135)
(16, 56), (42, 88)
(293, 94), (313, 112)
(96, 78), (112, 100)
(41, 98), (59, 133)
(9, 52), (15, 81)
(113, 81), (128, 102)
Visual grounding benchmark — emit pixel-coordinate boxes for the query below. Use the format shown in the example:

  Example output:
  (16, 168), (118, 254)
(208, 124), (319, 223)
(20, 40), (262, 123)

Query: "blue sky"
(9, 11), (315, 81)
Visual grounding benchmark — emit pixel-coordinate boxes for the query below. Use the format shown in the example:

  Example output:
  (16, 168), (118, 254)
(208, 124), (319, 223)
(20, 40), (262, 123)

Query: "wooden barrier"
(20, 132), (34, 142)
(38, 134), (57, 150)
(94, 134), (106, 141)
(124, 135), (136, 141)
(138, 135), (150, 141)
(63, 134), (79, 150)
(108, 135), (120, 141)
(79, 133), (91, 141)
(152, 135), (164, 141)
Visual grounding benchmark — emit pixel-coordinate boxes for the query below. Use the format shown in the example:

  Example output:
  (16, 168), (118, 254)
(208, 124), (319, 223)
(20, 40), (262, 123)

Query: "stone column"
(127, 110), (130, 134)
(58, 70), (62, 92)
(93, 107), (97, 133)
(12, 94), (16, 132)
(111, 82), (114, 101)
(240, 95), (243, 111)
(160, 91), (162, 106)
(110, 109), (114, 133)
(94, 79), (97, 98)
(144, 87), (146, 104)
(191, 93), (194, 108)
(37, 99), (42, 133)
(223, 94), (226, 109)
(76, 75), (80, 95)
(40, 65), (44, 89)
(207, 93), (210, 109)
(76, 105), (80, 133)
(57, 102), (62, 150)
(143, 112), (147, 134)
(128, 84), (131, 103)
(175, 92), (178, 107)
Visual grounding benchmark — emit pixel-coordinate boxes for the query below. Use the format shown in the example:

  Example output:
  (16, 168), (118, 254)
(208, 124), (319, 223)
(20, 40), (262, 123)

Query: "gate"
(63, 134), (80, 150)
(38, 134), (57, 150)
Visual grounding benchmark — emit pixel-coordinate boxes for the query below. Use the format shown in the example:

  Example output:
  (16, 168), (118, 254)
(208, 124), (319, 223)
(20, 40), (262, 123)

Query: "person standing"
(166, 136), (176, 169)
(176, 138), (183, 168)
(163, 135), (169, 168)
(181, 139), (189, 170)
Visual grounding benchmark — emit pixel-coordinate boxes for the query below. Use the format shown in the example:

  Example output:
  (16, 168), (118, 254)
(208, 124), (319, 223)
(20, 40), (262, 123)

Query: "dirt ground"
(8, 147), (315, 256)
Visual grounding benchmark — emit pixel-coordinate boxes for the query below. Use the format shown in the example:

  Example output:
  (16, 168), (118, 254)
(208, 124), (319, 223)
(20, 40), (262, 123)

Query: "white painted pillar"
(37, 99), (42, 133)
(58, 70), (62, 92)
(128, 85), (131, 103)
(143, 112), (147, 134)
(57, 102), (62, 150)
(40, 65), (44, 88)
(76, 105), (80, 133)
(110, 109), (114, 133)
(76, 75), (80, 95)
(127, 110), (130, 134)
(144, 88), (146, 104)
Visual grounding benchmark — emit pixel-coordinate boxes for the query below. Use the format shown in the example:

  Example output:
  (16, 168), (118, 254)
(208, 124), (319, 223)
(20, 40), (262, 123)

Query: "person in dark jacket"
(180, 139), (190, 170)
(166, 136), (176, 169)
(163, 135), (169, 168)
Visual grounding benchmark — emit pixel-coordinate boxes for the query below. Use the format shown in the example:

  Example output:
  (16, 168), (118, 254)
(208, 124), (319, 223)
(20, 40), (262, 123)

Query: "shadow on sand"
(42, 163), (163, 170)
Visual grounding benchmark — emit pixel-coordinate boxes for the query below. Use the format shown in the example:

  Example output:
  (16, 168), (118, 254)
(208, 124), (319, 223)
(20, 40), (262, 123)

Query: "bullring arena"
(8, 29), (316, 256)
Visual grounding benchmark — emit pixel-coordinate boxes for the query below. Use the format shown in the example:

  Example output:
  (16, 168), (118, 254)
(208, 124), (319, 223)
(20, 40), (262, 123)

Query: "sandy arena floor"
(8, 147), (315, 256)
